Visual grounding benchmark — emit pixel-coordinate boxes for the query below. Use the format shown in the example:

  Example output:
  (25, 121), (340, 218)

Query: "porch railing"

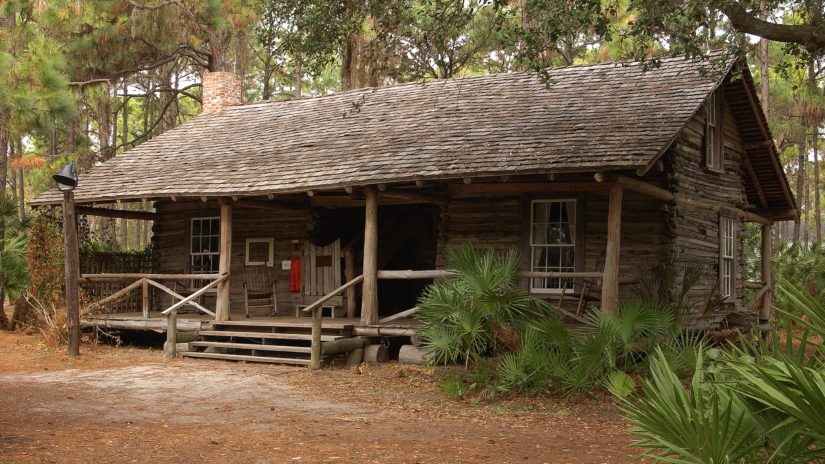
(80, 272), (227, 360)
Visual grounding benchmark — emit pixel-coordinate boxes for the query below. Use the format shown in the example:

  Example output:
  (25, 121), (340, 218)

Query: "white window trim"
(720, 216), (735, 299)
(245, 238), (275, 267)
(190, 216), (220, 273)
(529, 199), (577, 294)
(705, 93), (724, 172)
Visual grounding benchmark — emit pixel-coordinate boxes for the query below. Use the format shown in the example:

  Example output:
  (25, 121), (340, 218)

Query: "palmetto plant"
(416, 243), (549, 366)
(620, 281), (825, 463)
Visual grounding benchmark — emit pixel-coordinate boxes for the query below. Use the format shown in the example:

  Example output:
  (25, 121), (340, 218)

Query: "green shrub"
(416, 243), (549, 366)
(618, 282), (825, 463)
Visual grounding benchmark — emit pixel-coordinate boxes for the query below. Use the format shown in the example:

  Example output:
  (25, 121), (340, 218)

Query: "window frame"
(528, 198), (578, 294)
(705, 91), (725, 173)
(190, 216), (221, 274)
(245, 238), (275, 267)
(719, 215), (735, 300)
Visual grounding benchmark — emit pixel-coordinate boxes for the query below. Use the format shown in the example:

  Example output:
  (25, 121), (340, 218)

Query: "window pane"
(532, 247), (548, 268)
(532, 202), (546, 224)
(248, 241), (270, 263)
(548, 247), (561, 268)
(546, 224), (562, 244)
(559, 223), (573, 244)
(532, 224), (547, 245)
(561, 247), (574, 267)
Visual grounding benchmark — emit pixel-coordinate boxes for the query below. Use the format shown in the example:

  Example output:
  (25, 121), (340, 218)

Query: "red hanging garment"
(288, 257), (301, 291)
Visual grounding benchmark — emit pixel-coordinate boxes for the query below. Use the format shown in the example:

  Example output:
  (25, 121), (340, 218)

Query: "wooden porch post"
(344, 248), (356, 318)
(216, 200), (233, 321)
(601, 181), (623, 312)
(760, 224), (773, 331)
(360, 187), (378, 325)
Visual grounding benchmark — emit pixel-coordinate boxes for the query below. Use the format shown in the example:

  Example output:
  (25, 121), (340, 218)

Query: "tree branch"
(722, 3), (825, 53)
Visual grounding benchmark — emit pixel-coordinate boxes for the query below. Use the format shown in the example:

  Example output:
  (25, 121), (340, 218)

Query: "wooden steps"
(182, 352), (311, 365)
(181, 319), (354, 366)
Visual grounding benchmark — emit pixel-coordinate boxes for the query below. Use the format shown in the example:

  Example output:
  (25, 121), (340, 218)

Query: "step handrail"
(301, 274), (365, 369)
(162, 273), (229, 360)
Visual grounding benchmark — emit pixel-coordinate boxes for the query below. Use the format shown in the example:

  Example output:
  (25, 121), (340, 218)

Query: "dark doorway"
(376, 204), (438, 317)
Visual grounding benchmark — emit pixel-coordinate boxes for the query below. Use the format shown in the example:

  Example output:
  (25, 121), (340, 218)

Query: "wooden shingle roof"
(32, 54), (787, 209)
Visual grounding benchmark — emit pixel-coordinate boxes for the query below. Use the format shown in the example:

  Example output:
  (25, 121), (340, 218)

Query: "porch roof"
(32, 54), (794, 216)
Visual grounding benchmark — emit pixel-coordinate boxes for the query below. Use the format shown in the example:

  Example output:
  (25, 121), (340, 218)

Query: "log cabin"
(32, 54), (796, 366)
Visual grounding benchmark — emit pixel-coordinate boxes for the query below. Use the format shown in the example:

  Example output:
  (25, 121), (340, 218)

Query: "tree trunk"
(294, 60), (302, 98)
(758, 1), (770, 115)
(796, 136), (806, 243)
(17, 140), (24, 221)
(812, 59), (823, 242)
(0, 130), (7, 330)
(98, 91), (114, 161)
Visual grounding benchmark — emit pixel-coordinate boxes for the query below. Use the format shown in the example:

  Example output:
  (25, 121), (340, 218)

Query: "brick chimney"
(201, 71), (243, 114)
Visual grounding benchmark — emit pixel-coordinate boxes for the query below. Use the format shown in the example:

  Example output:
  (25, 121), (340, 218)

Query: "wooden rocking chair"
(243, 266), (278, 318)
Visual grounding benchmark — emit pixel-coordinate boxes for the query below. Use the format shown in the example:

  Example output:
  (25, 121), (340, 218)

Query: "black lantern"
(53, 162), (78, 191)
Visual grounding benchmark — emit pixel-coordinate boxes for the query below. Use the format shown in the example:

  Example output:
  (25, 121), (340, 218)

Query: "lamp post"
(53, 162), (79, 357)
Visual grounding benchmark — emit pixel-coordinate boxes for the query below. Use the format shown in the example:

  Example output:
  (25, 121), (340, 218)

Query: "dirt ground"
(0, 332), (642, 464)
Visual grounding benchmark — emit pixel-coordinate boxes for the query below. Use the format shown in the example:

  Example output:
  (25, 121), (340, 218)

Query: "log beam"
(232, 198), (308, 212)
(601, 181), (623, 312)
(76, 205), (156, 221)
(360, 187), (379, 325)
(216, 201), (233, 321)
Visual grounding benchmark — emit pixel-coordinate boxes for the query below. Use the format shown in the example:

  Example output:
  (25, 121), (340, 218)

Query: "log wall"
(436, 190), (666, 309)
(663, 86), (749, 328)
(152, 200), (312, 316)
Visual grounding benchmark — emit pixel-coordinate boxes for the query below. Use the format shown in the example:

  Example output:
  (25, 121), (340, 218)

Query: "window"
(530, 199), (576, 293)
(705, 92), (724, 171)
(190, 217), (220, 273)
(245, 238), (274, 266)
(720, 216), (735, 299)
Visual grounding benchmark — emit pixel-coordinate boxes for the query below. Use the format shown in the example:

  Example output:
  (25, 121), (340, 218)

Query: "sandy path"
(0, 333), (640, 463)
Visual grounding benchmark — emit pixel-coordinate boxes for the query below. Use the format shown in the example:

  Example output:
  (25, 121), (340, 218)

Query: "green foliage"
(416, 243), (549, 365)
(26, 214), (64, 308)
(620, 281), (825, 463)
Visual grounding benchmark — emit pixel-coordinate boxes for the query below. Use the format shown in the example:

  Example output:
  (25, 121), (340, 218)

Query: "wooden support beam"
(742, 153), (770, 209)
(760, 224), (773, 334)
(601, 181), (623, 312)
(76, 206), (157, 221)
(344, 249), (356, 318)
(233, 198), (307, 212)
(378, 190), (448, 205)
(361, 187), (379, 325)
(164, 310), (177, 359)
(321, 336), (367, 356)
(141, 279), (150, 319)
(744, 140), (774, 151)
(216, 201), (232, 321)
(607, 174), (772, 224)
(310, 308), (322, 370)
(449, 182), (610, 197)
